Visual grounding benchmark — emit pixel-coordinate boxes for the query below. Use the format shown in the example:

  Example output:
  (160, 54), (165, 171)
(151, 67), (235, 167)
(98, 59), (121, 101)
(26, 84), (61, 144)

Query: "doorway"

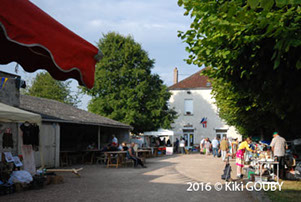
(215, 129), (228, 140)
(183, 129), (194, 148)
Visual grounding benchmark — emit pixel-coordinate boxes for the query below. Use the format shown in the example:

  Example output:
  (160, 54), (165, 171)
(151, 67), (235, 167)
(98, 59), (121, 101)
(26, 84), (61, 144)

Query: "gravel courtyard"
(1, 154), (254, 202)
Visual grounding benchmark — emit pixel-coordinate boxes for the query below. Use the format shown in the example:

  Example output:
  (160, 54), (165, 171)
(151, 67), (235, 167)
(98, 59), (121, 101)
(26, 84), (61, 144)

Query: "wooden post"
(98, 126), (100, 150)
(55, 123), (60, 168)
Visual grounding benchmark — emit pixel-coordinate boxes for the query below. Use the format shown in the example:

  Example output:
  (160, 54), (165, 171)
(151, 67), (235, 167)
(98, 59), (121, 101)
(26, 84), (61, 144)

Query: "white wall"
(169, 88), (241, 145)
(16, 122), (59, 168)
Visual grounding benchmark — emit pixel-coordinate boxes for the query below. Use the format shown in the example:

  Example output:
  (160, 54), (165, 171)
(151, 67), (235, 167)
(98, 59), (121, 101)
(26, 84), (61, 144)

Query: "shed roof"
(20, 95), (132, 130)
(168, 68), (211, 90)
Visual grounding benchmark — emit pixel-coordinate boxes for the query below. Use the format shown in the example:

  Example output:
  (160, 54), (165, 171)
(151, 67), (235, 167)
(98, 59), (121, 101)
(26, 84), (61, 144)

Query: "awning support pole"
(98, 126), (100, 150)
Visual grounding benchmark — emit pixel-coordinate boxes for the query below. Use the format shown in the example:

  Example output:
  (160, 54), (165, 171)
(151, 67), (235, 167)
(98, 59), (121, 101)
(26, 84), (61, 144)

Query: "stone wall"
(0, 71), (20, 107)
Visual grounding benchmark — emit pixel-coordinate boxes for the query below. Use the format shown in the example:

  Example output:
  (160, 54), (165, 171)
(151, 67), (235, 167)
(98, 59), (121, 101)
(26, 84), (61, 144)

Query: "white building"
(168, 68), (241, 148)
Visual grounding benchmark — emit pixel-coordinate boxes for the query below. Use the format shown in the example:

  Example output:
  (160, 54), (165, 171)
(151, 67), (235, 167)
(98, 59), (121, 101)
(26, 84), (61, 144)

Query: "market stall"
(242, 142), (280, 182)
(143, 129), (174, 156)
(0, 102), (41, 124)
(0, 102), (43, 195)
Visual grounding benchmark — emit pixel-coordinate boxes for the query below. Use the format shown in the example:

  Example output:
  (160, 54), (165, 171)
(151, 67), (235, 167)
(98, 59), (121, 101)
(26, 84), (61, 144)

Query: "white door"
(38, 123), (56, 167)
(183, 133), (194, 148)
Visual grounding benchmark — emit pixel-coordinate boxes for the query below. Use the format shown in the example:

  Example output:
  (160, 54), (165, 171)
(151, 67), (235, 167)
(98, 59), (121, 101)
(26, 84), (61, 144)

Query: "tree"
(83, 32), (177, 134)
(178, 0), (301, 139)
(25, 72), (80, 106)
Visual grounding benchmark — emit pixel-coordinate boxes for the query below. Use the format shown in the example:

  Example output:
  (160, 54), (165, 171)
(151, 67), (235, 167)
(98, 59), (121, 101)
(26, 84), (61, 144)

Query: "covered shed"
(20, 95), (132, 168)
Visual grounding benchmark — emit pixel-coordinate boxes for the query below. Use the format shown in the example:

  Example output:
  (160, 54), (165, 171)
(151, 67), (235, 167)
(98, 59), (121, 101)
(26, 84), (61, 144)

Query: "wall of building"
(0, 71), (20, 107)
(0, 71), (21, 157)
(169, 88), (241, 146)
(16, 122), (60, 168)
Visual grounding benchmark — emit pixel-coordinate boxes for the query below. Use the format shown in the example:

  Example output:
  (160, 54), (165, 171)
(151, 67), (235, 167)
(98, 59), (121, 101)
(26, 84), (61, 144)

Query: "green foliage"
(25, 72), (80, 106)
(178, 0), (301, 139)
(83, 32), (177, 134)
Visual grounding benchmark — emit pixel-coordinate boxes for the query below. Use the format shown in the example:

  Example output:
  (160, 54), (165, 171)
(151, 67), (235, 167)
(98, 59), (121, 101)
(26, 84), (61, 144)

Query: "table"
(258, 160), (279, 183)
(60, 150), (102, 166)
(81, 150), (102, 164)
(60, 151), (80, 166)
(136, 150), (151, 162)
(104, 151), (127, 168)
(150, 147), (158, 157)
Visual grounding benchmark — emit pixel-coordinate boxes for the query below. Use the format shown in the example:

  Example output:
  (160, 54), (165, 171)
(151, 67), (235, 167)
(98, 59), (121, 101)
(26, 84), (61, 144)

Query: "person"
(175, 138), (179, 153)
(87, 142), (96, 150)
(179, 138), (185, 154)
(162, 137), (166, 146)
(227, 138), (232, 157)
(112, 134), (118, 145)
(232, 138), (239, 158)
(156, 138), (160, 147)
(108, 143), (118, 151)
(220, 137), (229, 161)
(128, 142), (146, 168)
(205, 138), (211, 155)
(167, 139), (171, 146)
(200, 138), (205, 154)
(270, 132), (287, 179)
(117, 143), (123, 151)
(236, 137), (255, 179)
(212, 137), (219, 157)
(121, 142), (128, 151)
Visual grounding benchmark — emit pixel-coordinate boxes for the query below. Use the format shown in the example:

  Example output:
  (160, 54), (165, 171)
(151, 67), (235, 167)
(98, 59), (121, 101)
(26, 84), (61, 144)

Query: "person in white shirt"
(211, 137), (219, 157)
(112, 134), (118, 145)
(200, 138), (205, 154)
(179, 138), (185, 154)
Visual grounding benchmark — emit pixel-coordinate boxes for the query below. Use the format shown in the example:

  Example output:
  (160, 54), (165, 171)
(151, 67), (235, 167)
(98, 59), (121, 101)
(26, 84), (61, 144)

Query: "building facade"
(169, 68), (241, 148)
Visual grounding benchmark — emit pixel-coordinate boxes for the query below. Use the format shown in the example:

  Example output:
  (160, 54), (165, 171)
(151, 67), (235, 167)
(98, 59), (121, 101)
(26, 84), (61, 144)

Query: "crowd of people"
(90, 135), (147, 168)
(198, 132), (288, 180)
(199, 137), (239, 160)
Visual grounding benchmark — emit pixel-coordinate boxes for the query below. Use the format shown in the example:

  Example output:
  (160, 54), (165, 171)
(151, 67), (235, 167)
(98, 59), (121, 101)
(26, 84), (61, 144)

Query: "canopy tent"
(0, 102), (41, 124)
(144, 129), (174, 155)
(0, 0), (101, 89)
(144, 128), (174, 137)
(0, 102), (44, 166)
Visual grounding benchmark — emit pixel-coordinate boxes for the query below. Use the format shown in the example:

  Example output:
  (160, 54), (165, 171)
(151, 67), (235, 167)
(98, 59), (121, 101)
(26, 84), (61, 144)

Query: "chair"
(60, 152), (69, 167)
(96, 153), (106, 165)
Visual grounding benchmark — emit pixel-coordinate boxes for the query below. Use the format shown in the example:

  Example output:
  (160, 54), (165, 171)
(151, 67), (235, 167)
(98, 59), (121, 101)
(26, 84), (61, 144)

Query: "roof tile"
(20, 95), (132, 129)
(169, 68), (211, 89)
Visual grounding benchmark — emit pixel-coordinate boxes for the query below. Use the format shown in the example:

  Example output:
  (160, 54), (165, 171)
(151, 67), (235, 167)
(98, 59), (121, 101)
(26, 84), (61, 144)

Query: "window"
(184, 99), (193, 115)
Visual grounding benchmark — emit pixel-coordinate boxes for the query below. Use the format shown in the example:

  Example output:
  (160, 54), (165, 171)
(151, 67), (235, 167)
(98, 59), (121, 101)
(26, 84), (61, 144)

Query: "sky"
(0, 0), (201, 109)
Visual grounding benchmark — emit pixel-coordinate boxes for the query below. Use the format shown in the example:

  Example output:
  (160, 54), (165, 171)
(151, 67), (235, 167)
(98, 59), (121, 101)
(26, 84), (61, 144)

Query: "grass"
(266, 180), (301, 202)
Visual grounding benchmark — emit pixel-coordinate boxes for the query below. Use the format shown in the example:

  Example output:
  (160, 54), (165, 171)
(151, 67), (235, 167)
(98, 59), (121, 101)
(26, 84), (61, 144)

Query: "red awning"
(0, 0), (101, 88)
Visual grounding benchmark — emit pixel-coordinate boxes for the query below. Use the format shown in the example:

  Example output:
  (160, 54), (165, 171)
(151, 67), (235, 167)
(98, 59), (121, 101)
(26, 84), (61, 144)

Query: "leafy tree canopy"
(178, 0), (301, 139)
(83, 32), (177, 134)
(25, 72), (80, 107)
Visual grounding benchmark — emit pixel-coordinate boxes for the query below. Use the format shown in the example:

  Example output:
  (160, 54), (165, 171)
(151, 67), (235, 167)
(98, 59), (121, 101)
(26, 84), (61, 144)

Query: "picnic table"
(104, 151), (127, 168)
(136, 149), (152, 162)
(82, 149), (102, 164)
(60, 149), (102, 166)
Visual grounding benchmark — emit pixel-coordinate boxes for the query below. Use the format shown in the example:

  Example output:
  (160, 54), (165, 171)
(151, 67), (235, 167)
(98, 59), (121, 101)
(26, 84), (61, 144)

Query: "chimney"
(173, 67), (178, 84)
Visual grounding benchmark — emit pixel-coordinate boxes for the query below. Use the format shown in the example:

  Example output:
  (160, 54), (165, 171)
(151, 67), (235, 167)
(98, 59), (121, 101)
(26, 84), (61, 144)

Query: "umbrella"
(0, 0), (101, 89)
